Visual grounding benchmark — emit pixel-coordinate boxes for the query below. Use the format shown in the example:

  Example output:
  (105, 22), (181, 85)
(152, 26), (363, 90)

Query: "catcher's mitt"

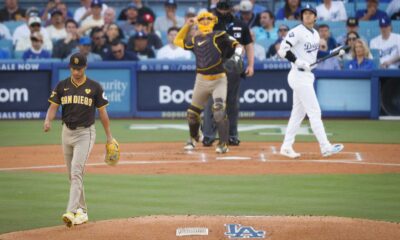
(223, 53), (243, 74)
(105, 138), (120, 166)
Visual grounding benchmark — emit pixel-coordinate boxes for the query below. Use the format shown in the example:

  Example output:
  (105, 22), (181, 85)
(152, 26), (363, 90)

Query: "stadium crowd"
(0, 0), (399, 70)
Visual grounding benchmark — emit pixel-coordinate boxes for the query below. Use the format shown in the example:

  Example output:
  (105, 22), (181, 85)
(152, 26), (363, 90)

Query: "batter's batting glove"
(223, 53), (243, 74)
(105, 138), (120, 166)
(295, 59), (311, 72)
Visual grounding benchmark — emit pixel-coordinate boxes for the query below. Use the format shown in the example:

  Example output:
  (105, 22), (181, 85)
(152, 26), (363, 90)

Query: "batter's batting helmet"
(300, 4), (317, 20)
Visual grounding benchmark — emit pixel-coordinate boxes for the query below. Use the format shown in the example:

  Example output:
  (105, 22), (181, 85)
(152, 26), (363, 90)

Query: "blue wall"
(0, 60), (398, 120)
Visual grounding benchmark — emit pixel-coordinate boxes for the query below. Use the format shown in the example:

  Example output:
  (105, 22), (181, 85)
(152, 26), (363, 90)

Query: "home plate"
(216, 156), (251, 160)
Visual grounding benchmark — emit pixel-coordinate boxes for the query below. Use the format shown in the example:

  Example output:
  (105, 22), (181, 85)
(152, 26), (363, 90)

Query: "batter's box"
(265, 151), (362, 162)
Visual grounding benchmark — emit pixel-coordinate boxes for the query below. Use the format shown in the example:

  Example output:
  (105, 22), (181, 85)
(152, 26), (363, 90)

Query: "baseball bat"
(310, 45), (350, 67)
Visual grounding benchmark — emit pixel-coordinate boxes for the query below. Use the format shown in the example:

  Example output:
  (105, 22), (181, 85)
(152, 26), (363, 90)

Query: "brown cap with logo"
(69, 52), (87, 69)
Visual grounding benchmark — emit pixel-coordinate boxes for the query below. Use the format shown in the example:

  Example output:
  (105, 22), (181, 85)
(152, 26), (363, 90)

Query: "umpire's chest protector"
(193, 32), (224, 71)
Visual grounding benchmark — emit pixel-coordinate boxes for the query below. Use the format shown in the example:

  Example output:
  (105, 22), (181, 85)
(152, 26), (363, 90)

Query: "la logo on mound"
(224, 224), (266, 239)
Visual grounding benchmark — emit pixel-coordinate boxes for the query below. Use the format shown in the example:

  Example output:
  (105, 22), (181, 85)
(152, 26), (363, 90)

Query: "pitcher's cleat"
(215, 143), (229, 154)
(74, 208), (88, 225)
(322, 144), (344, 157)
(62, 212), (75, 228)
(280, 147), (301, 159)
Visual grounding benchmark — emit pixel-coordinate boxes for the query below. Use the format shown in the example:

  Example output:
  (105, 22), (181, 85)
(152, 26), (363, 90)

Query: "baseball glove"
(105, 138), (120, 166)
(223, 53), (243, 74)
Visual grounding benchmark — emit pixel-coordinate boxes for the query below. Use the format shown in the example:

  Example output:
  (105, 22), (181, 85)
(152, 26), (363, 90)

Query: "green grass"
(0, 172), (399, 234)
(1, 119), (400, 146)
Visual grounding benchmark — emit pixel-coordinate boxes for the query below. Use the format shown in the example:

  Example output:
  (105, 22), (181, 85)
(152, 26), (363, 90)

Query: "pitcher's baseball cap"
(91, 0), (102, 8)
(164, 0), (177, 7)
(217, 0), (232, 10)
(69, 52), (87, 69)
(379, 16), (391, 27)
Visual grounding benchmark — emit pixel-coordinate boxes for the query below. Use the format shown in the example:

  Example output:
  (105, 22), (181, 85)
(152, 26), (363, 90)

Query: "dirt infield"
(0, 142), (399, 239)
(1, 215), (400, 240)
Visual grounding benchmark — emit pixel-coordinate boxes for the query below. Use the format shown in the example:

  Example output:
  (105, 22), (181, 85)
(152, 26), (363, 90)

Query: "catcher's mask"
(197, 11), (217, 34)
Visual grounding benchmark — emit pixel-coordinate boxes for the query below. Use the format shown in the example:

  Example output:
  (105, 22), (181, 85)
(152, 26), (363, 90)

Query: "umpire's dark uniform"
(202, 1), (253, 146)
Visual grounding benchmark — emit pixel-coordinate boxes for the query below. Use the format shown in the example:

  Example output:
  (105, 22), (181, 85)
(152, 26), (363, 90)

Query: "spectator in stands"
(318, 24), (337, 51)
(12, 7), (50, 44)
(156, 27), (191, 60)
(90, 27), (109, 58)
(0, 22), (12, 40)
(46, 10), (67, 41)
(105, 40), (138, 61)
(0, 0), (26, 22)
(52, 19), (80, 59)
(15, 16), (53, 52)
(370, 16), (400, 69)
(184, 7), (196, 22)
(66, 36), (102, 62)
(154, 0), (184, 34)
(74, 0), (108, 24)
(41, 0), (73, 24)
(118, 0), (156, 22)
(130, 31), (155, 59)
(237, 0), (258, 28)
(315, 38), (340, 70)
(79, 0), (105, 35)
(267, 38), (282, 60)
(119, 3), (138, 38)
(102, 7), (116, 33)
(275, 0), (302, 20)
(0, 49), (11, 59)
(266, 24), (289, 58)
(250, 30), (265, 61)
(356, 0), (388, 21)
(249, 0), (267, 15)
(342, 31), (360, 60)
(252, 10), (277, 43)
(387, 0), (400, 19)
(22, 32), (51, 60)
(127, 17), (163, 51)
(316, 0), (347, 21)
(345, 39), (374, 70)
(336, 17), (366, 45)
(105, 23), (124, 46)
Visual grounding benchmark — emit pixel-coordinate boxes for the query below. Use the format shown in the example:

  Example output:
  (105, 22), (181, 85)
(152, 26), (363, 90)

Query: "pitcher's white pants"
(282, 69), (331, 150)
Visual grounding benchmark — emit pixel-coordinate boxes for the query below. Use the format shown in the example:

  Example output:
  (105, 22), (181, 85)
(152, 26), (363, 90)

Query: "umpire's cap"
(217, 0), (232, 10)
(69, 52), (87, 69)
(301, 4), (317, 19)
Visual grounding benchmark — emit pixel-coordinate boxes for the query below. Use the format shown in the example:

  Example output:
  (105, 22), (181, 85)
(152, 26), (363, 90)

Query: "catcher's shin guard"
(213, 98), (229, 144)
(187, 105), (202, 140)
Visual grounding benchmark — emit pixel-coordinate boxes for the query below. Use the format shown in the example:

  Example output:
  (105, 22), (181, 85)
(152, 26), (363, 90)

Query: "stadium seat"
(370, 48), (380, 69)
(0, 39), (13, 51)
(26, 58), (62, 63)
(275, 20), (299, 30)
(392, 20), (400, 34)
(359, 20), (380, 42)
(3, 21), (25, 35)
(318, 21), (346, 38)
(256, 38), (276, 51)
(13, 50), (24, 59)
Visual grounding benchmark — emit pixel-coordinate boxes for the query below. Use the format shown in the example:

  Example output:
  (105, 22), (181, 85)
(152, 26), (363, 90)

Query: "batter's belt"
(198, 72), (226, 81)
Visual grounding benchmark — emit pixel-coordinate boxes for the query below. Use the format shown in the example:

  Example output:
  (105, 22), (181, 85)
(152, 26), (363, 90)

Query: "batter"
(277, 5), (344, 158)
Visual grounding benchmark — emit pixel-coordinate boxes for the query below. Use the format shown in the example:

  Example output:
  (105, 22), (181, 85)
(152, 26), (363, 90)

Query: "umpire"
(202, 0), (254, 146)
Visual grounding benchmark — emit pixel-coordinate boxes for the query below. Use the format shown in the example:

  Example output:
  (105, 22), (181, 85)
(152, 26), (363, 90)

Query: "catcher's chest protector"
(193, 32), (222, 71)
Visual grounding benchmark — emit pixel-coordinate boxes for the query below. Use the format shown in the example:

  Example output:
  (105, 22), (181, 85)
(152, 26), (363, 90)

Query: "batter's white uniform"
(280, 24), (332, 151)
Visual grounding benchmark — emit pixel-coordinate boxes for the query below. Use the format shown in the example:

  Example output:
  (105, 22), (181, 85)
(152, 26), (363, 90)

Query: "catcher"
(174, 11), (244, 153)
(43, 52), (119, 227)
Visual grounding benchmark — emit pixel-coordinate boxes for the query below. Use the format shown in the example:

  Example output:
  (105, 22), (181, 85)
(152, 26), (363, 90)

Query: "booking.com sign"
(158, 85), (287, 104)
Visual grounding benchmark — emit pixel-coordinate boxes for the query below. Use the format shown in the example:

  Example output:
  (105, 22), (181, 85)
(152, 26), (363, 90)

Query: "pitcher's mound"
(1, 215), (399, 240)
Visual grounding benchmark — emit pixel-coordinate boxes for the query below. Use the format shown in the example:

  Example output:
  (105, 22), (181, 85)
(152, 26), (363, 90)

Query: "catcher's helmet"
(300, 4), (317, 20)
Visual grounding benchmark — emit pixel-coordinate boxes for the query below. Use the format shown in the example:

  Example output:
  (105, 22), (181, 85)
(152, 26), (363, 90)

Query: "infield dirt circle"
(1, 142), (399, 240)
